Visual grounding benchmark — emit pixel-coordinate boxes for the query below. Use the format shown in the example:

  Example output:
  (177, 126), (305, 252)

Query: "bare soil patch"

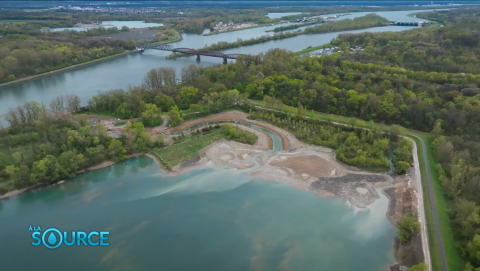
(311, 173), (389, 208)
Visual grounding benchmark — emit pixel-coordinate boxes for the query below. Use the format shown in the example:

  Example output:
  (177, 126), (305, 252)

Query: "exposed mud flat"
(164, 140), (391, 208)
(311, 173), (390, 208)
(385, 167), (425, 270)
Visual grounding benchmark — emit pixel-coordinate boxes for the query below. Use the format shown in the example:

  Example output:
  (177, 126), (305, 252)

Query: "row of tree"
(250, 98), (410, 171)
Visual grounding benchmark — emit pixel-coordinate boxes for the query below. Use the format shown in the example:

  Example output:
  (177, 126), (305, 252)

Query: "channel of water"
(0, 9), (445, 126)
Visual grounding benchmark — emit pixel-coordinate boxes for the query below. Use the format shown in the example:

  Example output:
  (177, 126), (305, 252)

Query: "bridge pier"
(196, 54), (200, 61)
(223, 57), (227, 65)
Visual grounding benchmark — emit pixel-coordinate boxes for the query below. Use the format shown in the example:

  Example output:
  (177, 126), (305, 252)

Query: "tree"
(167, 105), (184, 125)
(179, 86), (199, 108)
(454, 199), (480, 238)
(395, 161), (411, 174)
(154, 94), (176, 112)
(390, 124), (406, 138)
(30, 155), (63, 183)
(431, 119), (443, 139)
(397, 214), (420, 244)
(65, 94), (81, 114)
(467, 235), (480, 266)
(108, 139), (126, 161)
(189, 104), (203, 113)
(141, 103), (162, 126)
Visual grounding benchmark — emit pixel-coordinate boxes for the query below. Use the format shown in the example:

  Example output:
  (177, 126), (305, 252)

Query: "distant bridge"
(136, 43), (252, 64)
(390, 21), (429, 26)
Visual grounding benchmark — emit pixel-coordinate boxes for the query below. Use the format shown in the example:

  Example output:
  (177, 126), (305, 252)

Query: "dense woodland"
(249, 105), (412, 172)
(0, 95), (163, 192)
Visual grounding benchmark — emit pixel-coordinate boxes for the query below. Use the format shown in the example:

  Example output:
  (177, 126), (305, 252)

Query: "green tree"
(30, 155), (63, 183)
(179, 86), (199, 108)
(142, 103), (162, 126)
(108, 139), (126, 161)
(395, 161), (411, 174)
(397, 214), (420, 244)
(167, 105), (184, 125)
(467, 235), (480, 266)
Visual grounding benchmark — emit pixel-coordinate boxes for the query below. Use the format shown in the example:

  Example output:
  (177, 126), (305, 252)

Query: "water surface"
(0, 9), (443, 124)
(51, 20), (164, 32)
(0, 155), (396, 271)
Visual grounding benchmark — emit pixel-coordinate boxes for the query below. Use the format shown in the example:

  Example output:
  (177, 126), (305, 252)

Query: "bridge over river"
(136, 43), (253, 64)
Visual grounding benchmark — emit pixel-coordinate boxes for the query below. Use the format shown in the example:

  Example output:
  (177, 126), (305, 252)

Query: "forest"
(0, 95), (163, 193)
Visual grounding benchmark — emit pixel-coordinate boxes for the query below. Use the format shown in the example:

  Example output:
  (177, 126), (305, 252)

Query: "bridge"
(136, 43), (252, 64)
(390, 21), (429, 26)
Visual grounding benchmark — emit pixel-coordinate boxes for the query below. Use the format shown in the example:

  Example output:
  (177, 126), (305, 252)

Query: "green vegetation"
(266, 20), (320, 32)
(0, 95), (163, 193)
(222, 124), (257, 145)
(153, 132), (225, 170)
(152, 27), (179, 43)
(409, 263), (428, 271)
(397, 214), (421, 244)
(0, 22), (135, 83)
(152, 123), (258, 170)
(295, 43), (333, 55)
(249, 101), (406, 171)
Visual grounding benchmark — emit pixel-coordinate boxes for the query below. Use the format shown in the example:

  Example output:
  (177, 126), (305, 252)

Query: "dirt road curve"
(408, 133), (447, 271)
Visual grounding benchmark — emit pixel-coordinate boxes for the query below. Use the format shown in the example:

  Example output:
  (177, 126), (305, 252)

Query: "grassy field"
(152, 132), (226, 169)
(295, 43), (334, 55)
(249, 99), (459, 270)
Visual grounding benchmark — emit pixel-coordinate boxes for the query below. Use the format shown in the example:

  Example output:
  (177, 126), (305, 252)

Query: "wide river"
(0, 9), (442, 121)
(0, 125), (397, 270)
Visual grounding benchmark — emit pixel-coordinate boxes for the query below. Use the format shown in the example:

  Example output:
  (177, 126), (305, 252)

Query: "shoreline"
(202, 22), (284, 36)
(0, 30), (183, 90)
(0, 153), (144, 200)
(0, 51), (132, 90)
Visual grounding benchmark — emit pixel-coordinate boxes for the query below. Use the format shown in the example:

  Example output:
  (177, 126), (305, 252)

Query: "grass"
(152, 132), (226, 169)
(249, 99), (460, 270)
(115, 122), (126, 127)
(295, 43), (334, 55)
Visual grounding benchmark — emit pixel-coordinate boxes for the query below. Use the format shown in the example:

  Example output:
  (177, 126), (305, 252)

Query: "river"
(0, 9), (443, 123)
(0, 124), (396, 270)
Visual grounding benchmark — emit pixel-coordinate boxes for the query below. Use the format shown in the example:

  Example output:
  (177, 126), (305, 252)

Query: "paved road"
(407, 133), (447, 271)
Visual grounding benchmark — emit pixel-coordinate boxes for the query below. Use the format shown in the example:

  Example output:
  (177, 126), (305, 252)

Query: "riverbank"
(295, 43), (334, 55)
(0, 51), (132, 90)
(157, 110), (393, 208)
(0, 153), (143, 200)
(203, 22), (284, 36)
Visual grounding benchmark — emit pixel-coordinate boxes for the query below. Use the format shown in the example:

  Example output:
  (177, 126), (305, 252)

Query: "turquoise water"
(0, 156), (396, 271)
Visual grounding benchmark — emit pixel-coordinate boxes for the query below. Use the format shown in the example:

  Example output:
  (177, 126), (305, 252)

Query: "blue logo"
(30, 225), (109, 249)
